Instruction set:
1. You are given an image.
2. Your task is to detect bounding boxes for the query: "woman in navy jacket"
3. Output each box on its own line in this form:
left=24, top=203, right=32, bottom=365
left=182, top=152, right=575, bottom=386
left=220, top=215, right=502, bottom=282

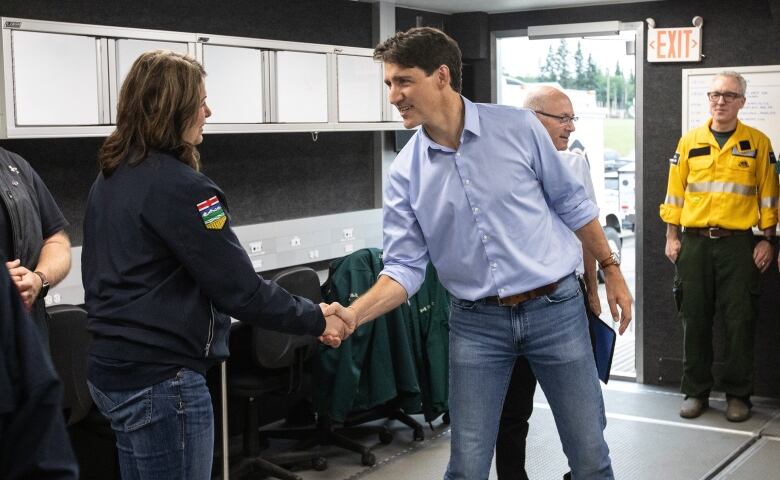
left=81, top=50, right=348, bottom=480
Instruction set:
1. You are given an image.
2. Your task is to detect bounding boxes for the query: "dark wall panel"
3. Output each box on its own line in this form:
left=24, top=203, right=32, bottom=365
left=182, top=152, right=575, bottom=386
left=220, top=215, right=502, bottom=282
left=481, top=0, right=780, bottom=397
left=0, top=0, right=376, bottom=245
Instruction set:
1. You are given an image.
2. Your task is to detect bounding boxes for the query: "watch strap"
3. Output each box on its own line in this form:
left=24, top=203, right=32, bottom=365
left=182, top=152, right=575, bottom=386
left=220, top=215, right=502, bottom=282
left=598, top=253, right=619, bottom=269
left=34, top=271, right=50, bottom=298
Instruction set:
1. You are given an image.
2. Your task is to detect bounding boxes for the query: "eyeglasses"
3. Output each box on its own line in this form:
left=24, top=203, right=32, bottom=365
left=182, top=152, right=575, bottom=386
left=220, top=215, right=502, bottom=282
left=707, top=91, right=743, bottom=103
left=535, top=111, right=578, bottom=125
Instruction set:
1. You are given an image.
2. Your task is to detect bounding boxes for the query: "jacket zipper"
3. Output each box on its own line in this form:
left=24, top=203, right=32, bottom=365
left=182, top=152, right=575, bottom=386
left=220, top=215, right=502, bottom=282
left=204, top=303, right=216, bottom=357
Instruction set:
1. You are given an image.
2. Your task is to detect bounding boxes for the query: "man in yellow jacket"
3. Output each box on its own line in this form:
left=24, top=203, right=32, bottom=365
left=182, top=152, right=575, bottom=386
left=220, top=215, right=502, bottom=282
left=660, top=70, right=778, bottom=422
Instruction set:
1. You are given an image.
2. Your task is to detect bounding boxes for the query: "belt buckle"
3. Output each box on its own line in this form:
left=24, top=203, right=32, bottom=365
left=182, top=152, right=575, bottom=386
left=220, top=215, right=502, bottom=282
left=708, top=227, right=719, bottom=239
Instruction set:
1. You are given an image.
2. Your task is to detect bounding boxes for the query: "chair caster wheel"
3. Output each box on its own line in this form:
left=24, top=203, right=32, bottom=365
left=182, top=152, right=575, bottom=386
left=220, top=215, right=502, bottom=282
left=312, top=457, right=328, bottom=471
left=413, top=428, right=425, bottom=441
left=379, top=430, right=394, bottom=444
left=361, top=452, right=376, bottom=466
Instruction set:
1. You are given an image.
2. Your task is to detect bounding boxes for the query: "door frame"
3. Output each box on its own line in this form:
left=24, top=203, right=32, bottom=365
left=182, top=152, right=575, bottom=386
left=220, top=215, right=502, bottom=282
left=490, top=21, right=645, bottom=383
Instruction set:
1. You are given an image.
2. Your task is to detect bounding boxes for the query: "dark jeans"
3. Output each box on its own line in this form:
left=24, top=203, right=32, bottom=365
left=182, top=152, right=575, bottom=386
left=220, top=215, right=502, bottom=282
left=88, top=369, right=214, bottom=480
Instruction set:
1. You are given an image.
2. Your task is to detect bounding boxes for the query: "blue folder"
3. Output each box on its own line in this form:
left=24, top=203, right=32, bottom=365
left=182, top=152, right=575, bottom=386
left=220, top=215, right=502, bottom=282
left=587, top=308, right=617, bottom=384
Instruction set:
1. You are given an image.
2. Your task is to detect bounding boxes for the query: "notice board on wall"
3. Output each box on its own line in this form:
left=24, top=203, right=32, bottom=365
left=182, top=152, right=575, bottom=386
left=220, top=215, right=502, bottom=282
left=682, top=65, right=780, bottom=148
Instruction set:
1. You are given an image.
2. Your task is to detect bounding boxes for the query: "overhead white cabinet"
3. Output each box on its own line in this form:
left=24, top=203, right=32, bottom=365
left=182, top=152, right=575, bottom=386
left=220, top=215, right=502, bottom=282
left=0, top=17, right=402, bottom=137
left=202, top=44, right=264, bottom=123
left=112, top=39, right=189, bottom=122
left=337, top=55, right=382, bottom=122
left=275, top=51, right=328, bottom=123
left=11, top=30, right=101, bottom=125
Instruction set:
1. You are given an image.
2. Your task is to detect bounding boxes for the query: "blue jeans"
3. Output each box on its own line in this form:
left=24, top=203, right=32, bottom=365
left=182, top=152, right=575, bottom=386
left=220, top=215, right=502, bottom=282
left=444, top=273, right=612, bottom=480
left=88, top=369, right=214, bottom=480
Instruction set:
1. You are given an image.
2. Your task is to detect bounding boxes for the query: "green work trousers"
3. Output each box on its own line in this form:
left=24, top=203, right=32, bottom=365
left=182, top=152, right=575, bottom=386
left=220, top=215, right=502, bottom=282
left=674, top=232, right=759, bottom=399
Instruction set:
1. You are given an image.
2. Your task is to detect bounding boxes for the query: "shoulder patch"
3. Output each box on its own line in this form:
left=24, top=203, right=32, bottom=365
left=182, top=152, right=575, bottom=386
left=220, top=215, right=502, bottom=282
left=669, top=153, right=680, bottom=165
left=197, top=196, right=227, bottom=230
left=770, top=151, right=777, bottom=164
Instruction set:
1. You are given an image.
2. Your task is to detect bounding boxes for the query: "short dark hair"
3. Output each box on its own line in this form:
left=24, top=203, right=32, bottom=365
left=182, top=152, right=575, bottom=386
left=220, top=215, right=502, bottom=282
left=374, top=27, right=462, bottom=93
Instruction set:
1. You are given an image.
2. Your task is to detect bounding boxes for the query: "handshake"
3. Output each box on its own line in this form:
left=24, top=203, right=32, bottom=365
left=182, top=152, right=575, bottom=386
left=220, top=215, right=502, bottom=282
left=318, top=302, right=359, bottom=348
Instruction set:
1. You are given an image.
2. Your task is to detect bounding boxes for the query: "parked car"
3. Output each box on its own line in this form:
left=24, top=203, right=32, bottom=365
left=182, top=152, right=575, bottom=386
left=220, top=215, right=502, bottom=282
left=603, top=148, right=632, bottom=172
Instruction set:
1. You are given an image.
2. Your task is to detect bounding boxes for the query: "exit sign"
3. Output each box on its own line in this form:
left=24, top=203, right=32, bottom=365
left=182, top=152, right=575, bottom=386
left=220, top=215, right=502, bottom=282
left=647, top=26, right=702, bottom=62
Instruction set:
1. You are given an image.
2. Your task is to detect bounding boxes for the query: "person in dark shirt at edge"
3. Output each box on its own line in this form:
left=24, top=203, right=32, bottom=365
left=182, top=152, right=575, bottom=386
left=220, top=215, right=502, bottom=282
left=81, top=50, right=356, bottom=480
left=0, top=143, right=71, bottom=343
left=0, top=257, right=78, bottom=480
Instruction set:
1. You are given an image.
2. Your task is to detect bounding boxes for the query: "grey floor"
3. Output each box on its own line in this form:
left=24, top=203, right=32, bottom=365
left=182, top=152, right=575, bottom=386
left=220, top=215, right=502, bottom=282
left=277, top=381, right=780, bottom=480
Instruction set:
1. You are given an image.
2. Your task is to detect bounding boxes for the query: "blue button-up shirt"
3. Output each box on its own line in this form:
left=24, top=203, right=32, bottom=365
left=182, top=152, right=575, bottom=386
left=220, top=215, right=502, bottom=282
left=380, top=97, right=599, bottom=301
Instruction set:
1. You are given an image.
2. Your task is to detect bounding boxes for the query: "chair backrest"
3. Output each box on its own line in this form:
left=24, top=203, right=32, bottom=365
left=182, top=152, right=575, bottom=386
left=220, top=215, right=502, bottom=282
left=250, top=267, right=322, bottom=370
left=46, top=304, right=93, bottom=425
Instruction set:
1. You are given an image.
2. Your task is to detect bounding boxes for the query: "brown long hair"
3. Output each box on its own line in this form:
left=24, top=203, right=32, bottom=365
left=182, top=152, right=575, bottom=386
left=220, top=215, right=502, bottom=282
left=99, top=50, right=206, bottom=176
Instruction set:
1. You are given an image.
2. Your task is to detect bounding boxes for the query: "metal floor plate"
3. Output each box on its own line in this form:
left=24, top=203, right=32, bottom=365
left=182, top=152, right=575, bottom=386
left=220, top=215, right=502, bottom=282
left=290, top=382, right=780, bottom=480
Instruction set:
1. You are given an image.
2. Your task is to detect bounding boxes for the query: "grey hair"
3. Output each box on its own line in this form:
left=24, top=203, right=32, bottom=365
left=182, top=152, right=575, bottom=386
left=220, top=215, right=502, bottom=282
left=715, top=70, right=747, bottom=95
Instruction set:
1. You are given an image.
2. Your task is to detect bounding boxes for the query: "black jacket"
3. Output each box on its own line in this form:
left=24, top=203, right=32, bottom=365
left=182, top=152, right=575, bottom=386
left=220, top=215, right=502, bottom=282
left=0, top=263, right=78, bottom=479
left=82, top=151, right=325, bottom=376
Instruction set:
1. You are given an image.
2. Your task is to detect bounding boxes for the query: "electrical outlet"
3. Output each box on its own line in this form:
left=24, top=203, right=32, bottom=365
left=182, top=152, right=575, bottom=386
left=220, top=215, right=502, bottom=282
left=344, top=243, right=354, bottom=253
left=249, top=240, right=263, bottom=254
left=308, top=249, right=320, bottom=259
left=251, top=258, right=263, bottom=270
left=53, top=293, right=61, bottom=303
left=342, top=228, right=354, bottom=240
left=290, top=236, right=301, bottom=247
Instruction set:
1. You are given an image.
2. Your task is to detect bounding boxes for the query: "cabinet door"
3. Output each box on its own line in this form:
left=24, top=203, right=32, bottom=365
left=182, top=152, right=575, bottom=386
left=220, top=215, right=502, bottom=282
left=116, top=39, right=188, bottom=88
left=11, top=30, right=101, bottom=125
left=276, top=51, right=327, bottom=123
left=113, top=39, right=189, bottom=122
left=337, top=55, right=382, bottom=122
left=203, top=44, right=263, bottom=123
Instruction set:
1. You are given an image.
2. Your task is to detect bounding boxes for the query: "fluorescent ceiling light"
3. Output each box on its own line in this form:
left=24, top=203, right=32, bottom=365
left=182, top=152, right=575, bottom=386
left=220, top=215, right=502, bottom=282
left=528, top=21, right=621, bottom=39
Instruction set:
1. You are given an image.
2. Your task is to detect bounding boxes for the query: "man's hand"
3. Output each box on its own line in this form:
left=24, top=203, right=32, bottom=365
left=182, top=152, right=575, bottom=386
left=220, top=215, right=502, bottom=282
left=318, top=302, right=358, bottom=347
left=753, top=240, right=773, bottom=273
left=6, top=259, right=40, bottom=310
left=665, top=237, right=681, bottom=264
left=602, top=267, right=633, bottom=335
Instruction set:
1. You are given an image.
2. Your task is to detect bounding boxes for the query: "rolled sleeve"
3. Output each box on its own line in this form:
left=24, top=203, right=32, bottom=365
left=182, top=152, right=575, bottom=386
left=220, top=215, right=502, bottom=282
left=379, top=165, right=429, bottom=297
left=532, top=125, right=598, bottom=231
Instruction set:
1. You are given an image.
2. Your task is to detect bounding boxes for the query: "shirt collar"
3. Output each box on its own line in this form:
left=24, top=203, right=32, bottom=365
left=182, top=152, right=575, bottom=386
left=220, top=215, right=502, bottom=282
left=419, top=95, right=481, bottom=152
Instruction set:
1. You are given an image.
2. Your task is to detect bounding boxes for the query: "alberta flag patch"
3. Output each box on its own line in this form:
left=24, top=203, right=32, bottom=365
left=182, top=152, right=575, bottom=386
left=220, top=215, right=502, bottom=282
left=197, top=196, right=227, bottom=230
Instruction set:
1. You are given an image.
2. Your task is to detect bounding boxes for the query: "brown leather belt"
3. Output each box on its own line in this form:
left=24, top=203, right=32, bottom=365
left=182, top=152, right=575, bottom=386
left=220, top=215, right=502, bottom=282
left=684, top=227, right=751, bottom=239
left=482, top=281, right=559, bottom=306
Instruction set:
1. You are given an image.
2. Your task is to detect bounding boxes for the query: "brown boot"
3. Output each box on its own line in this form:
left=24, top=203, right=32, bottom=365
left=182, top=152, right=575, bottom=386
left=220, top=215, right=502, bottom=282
left=726, top=398, right=751, bottom=422
left=679, top=397, right=708, bottom=418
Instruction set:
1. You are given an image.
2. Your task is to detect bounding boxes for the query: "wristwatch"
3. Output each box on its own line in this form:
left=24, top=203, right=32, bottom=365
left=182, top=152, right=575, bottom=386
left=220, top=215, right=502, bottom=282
left=34, top=271, right=50, bottom=299
left=598, top=251, right=621, bottom=269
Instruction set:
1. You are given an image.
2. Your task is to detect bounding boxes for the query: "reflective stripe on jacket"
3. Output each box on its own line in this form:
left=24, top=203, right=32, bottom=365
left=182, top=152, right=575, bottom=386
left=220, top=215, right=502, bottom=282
left=659, top=119, right=779, bottom=230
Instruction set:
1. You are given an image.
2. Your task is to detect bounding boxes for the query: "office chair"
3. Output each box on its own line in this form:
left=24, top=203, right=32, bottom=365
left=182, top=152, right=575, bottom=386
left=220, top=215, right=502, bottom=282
left=227, top=267, right=328, bottom=480
left=257, top=265, right=397, bottom=467
left=46, top=304, right=93, bottom=425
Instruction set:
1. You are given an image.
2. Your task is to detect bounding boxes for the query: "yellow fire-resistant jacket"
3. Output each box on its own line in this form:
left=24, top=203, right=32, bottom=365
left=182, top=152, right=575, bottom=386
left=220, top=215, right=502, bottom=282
left=660, top=119, right=779, bottom=230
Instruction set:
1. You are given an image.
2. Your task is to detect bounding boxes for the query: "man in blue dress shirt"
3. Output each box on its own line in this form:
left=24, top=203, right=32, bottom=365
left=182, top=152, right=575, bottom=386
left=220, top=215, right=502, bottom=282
left=326, top=27, right=632, bottom=479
